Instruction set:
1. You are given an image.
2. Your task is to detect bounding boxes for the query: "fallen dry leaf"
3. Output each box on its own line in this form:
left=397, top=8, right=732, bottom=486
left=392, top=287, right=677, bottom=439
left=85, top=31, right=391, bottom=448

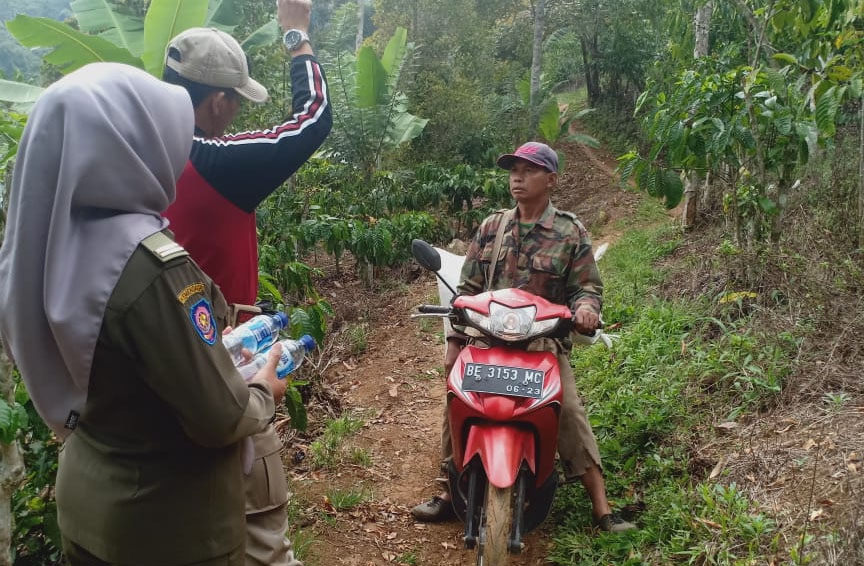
left=803, top=438, right=817, bottom=451
left=388, top=385, right=399, bottom=398
left=709, top=455, right=729, bottom=479
left=381, top=551, right=396, bottom=562
left=848, top=462, right=859, bottom=474
left=696, top=517, right=722, bottom=529
left=441, top=542, right=457, bottom=550
left=715, top=421, right=739, bottom=431
left=386, top=532, right=398, bottom=540
left=809, top=508, right=826, bottom=521
left=774, top=423, right=795, bottom=434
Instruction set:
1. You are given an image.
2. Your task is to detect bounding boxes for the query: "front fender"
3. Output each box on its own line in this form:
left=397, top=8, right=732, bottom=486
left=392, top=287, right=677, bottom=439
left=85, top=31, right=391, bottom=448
left=463, top=423, right=535, bottom=489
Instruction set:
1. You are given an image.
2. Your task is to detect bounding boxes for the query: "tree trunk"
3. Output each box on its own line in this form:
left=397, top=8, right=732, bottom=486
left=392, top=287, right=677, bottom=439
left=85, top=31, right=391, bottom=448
left=682, top=1, right=712, bottom=230
left=0, top=162, right=24, bottom=566
left=355, top=0, right=364, bottom=53
left=858, top=96, right=864, bottom=249
left=693, top=1, right=712, bottom=59
left=579, top=36, right=594, bottom=105
left=580, top=35, right=600, bottom=106
left=682, top=172, right=700, bottom=229
left=529, top=0, right=545, bottom=107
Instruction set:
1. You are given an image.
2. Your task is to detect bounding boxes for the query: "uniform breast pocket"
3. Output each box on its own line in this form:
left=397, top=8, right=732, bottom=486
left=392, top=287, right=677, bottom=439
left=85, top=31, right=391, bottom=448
left=527, top=253, right=566, bottom=300
left=479, top=245, right=508, bottom=266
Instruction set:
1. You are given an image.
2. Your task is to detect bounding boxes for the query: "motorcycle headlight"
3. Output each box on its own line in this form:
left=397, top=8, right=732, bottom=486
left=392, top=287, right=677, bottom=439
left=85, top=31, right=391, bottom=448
left=465, top=302, right=561, bottom=341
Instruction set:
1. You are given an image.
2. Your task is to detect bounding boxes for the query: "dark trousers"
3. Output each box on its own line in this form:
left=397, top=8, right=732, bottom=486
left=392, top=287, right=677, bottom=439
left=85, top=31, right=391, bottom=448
left=62, top=537, right=244, bottom=566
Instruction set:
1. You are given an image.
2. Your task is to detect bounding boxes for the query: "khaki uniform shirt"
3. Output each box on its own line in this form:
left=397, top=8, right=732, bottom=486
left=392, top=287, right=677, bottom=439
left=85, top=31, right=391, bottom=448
left=457, top=202, right=603, bottom=349
left=55, top=231, right=275, bottom=565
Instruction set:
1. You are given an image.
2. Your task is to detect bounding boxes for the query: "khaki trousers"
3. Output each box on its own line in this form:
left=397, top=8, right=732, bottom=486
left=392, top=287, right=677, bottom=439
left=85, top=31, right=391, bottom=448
left=245, top=504, right=302, bottom=566
left=63, top=538, right=244, bottom=566
left=441, top=352, right=602, bottom=480
left=244, top=425, right=302, bottom=566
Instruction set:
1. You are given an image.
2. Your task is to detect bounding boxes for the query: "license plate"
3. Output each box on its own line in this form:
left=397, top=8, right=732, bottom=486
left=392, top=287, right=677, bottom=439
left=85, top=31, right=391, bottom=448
left=461, top=363, right=545, bottom=399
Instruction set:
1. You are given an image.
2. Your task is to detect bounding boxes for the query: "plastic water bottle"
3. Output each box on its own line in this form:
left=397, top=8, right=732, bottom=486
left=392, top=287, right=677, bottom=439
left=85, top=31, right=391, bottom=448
left=237, top=335, right=317, bottom=381
left=223, top=312, right=290, bottom=365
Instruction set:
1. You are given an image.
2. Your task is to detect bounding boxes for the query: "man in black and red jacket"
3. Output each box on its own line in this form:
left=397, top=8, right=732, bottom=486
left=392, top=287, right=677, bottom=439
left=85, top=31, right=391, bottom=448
left=162, top=1, right=330, bottom=564
left=164, top=0, right=330, bottom=311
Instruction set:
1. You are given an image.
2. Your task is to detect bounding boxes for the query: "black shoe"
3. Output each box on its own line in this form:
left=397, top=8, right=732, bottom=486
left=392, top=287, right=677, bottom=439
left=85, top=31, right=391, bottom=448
left=411, top=496, right=456, bottom=522
left=594, top=512, right=637, bottom=533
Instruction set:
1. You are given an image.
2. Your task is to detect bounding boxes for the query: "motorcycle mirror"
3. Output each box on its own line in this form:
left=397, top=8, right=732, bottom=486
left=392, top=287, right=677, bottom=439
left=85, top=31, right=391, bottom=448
left=411, top=239, right=442, bottom=272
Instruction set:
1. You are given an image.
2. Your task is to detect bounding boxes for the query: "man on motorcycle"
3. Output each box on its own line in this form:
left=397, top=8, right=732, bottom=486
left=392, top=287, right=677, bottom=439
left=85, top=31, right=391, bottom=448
left=411, top=141, right=636, bottom=533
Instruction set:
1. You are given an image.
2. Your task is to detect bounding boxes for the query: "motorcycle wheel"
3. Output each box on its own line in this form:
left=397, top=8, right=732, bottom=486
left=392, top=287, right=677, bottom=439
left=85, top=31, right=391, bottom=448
left=477, top=483, right=513, bottom=566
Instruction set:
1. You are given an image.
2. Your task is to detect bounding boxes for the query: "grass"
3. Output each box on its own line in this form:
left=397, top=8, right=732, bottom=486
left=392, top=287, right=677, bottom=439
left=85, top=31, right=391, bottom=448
left=284, top=487, right=316, bottom=563
left=396, top=551, right=419, bottom=565
left=326, top=486, right=372, bottom=511
left=346, top=323, right=368, bottom=356
left=556, top=88, right=589, bottom=110
left=309, top=413, right=368, bottom=469
left=549, top=221, right=798, bottom=565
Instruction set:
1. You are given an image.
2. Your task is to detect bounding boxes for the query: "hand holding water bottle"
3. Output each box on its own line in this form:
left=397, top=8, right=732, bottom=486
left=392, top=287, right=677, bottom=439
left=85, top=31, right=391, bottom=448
left=249, top=342, right=287, bottom=404
left=222, top=326, right=288, bottom=404
left=222, top=312, right=290, bottom=365
left=237, top=335, right=316, bottom=381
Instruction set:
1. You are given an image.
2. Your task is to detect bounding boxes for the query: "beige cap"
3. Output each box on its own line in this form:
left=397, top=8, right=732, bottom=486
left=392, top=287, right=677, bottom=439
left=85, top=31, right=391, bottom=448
left=165, top=27, right=269, bottom=103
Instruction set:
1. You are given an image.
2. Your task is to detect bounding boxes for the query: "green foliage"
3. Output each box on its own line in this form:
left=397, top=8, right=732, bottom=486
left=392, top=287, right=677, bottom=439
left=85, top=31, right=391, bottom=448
left=323, top=23, right=428, bottom=175
left=141, top=0, right=208, bottom=76
left=70, top=0, right=145, bottom=55
left=0, top=80, right=44, bottom=105
left=326, top=486, right=371, bottom=510
left=0, top=108, right=26, bottom=175
left=619, top=0, right=863, bottom=247
left=550, top=223, right=794, bottom=564
left=256, top=158, right=508, bottom=286
left=346, top=323, right=368, bottom=356
left=6, top=14, right=144, bottom=73
left=10, top=379, right=62, bottom=565
left=308, top=413, right=367, bottom=469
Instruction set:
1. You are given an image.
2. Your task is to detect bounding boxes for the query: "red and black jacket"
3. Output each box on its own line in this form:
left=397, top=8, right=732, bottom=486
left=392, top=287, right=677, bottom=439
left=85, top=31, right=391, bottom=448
left=164, top=55, right=331, bottom=306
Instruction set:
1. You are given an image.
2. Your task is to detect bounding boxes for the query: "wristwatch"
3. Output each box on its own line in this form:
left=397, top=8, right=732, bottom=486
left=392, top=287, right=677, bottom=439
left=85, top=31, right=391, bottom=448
left=283, top=29, right=310, bottom=52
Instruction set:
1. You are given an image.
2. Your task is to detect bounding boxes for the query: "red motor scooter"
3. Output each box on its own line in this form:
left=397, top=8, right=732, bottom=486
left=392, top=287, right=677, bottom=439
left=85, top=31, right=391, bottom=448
left=411, top=240, right=592, bottom=565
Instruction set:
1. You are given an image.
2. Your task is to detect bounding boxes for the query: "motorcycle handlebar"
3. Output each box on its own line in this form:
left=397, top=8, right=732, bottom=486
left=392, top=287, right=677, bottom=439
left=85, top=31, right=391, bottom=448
left=554, top=318, right=604, bottom=338
left=418, top=305, right=452, bottom=314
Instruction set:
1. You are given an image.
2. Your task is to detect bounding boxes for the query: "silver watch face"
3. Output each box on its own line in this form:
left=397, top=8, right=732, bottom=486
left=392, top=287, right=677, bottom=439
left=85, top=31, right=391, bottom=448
left=284, top=30, right=304, bottom=50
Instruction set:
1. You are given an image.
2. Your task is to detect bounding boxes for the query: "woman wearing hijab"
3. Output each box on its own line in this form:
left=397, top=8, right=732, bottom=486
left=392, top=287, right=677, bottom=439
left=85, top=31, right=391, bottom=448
left=0, top=63, right=287, bottom=566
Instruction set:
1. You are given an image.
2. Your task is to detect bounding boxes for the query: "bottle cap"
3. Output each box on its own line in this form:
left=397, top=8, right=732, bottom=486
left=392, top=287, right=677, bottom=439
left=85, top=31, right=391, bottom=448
left=299, top=334, right=316, bottom=351
left=273, top=312, right=290, bottom=328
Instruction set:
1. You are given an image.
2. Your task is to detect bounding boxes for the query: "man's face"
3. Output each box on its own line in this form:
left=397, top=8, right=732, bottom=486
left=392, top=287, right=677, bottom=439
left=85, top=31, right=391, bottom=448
left=210, top=90, right=242, bottom=136
left=509, top=159, right=556, bottom=204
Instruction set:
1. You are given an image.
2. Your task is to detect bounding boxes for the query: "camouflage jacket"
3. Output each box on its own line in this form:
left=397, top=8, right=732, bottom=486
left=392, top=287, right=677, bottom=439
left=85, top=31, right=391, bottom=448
left=457, top=202, right=603, bottom=316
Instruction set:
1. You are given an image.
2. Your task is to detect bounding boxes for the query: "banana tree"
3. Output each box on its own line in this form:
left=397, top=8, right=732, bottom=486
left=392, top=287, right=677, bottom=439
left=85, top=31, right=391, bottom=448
left=325, top=25, right=428, bottom=177
left=4, top=0, right=281, bottom=80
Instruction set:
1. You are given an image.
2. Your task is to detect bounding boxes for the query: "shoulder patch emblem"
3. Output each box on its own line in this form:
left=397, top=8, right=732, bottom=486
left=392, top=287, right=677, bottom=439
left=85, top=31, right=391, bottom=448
left=177, top=282, right=206, bottom=304
left=190, top=298, right=217, bottom=345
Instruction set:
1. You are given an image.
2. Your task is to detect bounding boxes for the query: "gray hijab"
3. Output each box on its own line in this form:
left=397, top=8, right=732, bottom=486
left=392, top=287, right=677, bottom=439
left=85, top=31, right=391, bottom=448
left=0, top=63, right=193, bottom=438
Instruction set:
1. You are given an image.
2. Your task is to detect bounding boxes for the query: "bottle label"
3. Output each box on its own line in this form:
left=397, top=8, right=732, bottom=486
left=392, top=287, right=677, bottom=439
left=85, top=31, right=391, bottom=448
left=250, top=322, right=270, bottom=345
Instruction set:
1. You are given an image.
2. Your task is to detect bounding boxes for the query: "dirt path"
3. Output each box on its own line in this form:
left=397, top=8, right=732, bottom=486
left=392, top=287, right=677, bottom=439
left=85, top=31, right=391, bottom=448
left=289, top=140, right=640, bottom=565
